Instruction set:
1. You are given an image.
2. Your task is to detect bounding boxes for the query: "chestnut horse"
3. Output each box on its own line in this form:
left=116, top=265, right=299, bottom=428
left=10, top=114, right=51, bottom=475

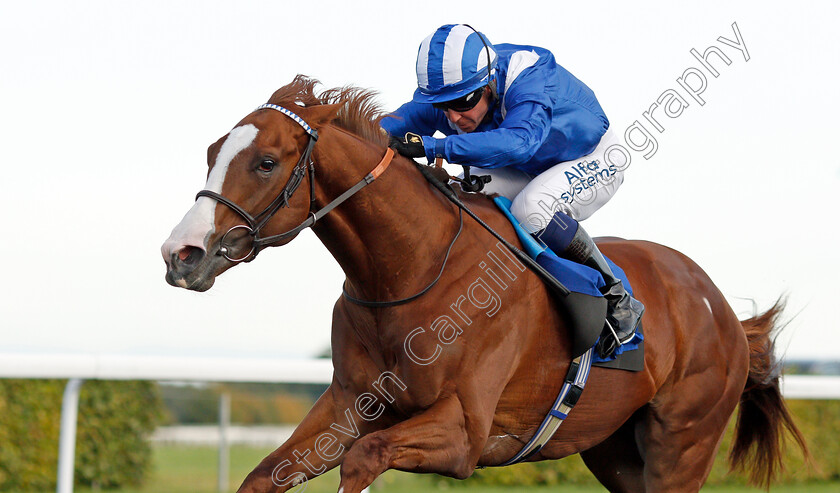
left=161, top=76, right=806, bottom=492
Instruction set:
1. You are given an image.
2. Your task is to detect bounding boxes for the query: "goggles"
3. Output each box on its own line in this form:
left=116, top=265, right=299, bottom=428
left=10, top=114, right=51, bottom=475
left=432, top=86, right=486, bottom=112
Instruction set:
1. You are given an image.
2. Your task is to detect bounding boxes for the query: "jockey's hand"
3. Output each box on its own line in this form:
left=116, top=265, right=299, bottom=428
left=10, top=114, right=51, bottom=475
left=389, top=133, right=426, bottom=158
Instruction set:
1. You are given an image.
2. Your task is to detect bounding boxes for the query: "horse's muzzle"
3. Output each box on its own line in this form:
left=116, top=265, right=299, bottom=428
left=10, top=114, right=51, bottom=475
left=164, top=245, right=216, bottom=291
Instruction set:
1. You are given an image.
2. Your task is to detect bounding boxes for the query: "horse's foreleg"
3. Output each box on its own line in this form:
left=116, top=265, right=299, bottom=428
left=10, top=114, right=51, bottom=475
left=237, top=385, right=359, bottom=493
left=336, top=392, right=480, bottom=493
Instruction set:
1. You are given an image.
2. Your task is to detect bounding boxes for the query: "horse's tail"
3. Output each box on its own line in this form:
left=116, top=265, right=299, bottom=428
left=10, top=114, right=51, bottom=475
left=729, top=299, right=810, bottom=487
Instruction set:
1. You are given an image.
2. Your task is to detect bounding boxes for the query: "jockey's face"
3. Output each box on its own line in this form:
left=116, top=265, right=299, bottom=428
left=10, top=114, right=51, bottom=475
left=441, top=87, right=492, bottom=133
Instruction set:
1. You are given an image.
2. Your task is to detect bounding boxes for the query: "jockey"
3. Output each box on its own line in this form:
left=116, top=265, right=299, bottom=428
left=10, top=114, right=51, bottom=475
left=382, top=24, right=644, bottom=350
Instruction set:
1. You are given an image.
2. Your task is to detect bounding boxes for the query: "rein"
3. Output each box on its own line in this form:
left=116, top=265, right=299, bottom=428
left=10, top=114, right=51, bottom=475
left=341, top=208, right=463, bottom=308
left=413, top=164, right=572, bottom=297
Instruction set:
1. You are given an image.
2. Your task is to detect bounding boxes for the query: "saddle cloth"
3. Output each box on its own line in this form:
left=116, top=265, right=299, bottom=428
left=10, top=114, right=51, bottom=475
left=493, top=197, right=643, bottom=363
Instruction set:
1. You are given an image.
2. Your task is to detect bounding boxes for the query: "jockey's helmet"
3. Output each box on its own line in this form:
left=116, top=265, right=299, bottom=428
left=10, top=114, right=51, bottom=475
left=413, top=24, right=497, bottom=105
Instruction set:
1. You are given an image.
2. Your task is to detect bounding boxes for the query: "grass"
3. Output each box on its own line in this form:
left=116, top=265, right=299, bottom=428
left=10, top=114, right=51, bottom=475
left=59, top=444, right=838, bottom=493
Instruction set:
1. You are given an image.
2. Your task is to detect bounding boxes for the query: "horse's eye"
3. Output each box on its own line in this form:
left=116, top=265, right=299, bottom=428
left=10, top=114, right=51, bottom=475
left=258, top=159, right=275, bottom=173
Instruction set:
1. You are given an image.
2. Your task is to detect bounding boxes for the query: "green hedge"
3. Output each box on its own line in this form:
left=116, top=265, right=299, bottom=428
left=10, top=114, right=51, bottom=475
left=159, top=382, right=315, bottom=425
left=446, top=400, right=836, bottom=487
left=0, top=380, right=164, bottom=491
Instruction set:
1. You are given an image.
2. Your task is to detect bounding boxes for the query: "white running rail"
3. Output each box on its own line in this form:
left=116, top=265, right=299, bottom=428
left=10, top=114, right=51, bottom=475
left=0, top=353, right=332, bottom=493
left=1, top=353, right=838, bottom=492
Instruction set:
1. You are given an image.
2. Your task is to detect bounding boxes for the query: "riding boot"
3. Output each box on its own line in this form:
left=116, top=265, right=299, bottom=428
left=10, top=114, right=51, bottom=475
left=537, top=212, right=645, bottom=357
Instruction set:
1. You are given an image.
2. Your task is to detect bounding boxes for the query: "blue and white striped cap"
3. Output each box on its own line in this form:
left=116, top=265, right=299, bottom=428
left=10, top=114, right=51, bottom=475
left=413, top=24, right=497, bottom=104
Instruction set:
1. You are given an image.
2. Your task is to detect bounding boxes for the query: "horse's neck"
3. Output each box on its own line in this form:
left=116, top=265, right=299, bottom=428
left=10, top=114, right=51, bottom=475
left=311, top=127, right=457, bottom=301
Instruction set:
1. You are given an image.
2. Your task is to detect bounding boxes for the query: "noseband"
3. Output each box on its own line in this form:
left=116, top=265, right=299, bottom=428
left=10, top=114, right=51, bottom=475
left=195, top=103, right=395, bottom=262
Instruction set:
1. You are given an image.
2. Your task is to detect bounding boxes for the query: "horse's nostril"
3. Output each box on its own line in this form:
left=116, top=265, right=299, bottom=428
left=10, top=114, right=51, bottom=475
left=177, top=246, right=205, bottom=266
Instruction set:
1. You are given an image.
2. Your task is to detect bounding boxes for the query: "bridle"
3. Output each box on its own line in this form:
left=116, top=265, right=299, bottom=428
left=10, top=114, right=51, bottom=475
left=196, top=103, right=395, bottom=263
left=194, top=102, right=464, bottom=309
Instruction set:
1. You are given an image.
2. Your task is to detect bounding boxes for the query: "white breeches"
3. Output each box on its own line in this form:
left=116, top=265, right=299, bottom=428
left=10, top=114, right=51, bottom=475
left=472, top=129, right=627, bottom=232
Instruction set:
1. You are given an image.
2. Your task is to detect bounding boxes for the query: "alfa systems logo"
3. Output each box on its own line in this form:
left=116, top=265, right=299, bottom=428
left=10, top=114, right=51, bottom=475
left=559, top=159, right=619, bottom=206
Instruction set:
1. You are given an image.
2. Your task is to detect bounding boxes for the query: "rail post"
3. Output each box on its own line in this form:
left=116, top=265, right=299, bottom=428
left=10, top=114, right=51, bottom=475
left=218, top=392, right=231, bottom=492
left=56, top=378, right=84, bottom=493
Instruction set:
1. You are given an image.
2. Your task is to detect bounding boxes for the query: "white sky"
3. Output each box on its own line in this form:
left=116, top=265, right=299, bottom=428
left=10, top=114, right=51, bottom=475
left=1, top=1, right=838, bottom=362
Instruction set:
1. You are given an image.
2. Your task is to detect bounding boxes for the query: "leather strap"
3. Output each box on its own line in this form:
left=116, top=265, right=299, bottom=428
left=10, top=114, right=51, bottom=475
left=342, top=207, right=463, bottom=308
left=370, top=148, right=395, bottom=180
left=253, top=147, right=396, bottom=248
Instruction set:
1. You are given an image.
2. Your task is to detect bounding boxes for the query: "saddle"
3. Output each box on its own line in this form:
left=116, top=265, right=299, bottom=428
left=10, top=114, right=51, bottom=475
left=411, top=162, right=643, bottom=370
left=494, top=197, right=644, bottom=371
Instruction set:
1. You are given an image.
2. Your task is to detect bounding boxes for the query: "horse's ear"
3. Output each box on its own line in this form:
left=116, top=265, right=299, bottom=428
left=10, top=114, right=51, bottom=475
left=206, top=135, right=225, bottom=166
left=305, top=103, right=342, bottom=129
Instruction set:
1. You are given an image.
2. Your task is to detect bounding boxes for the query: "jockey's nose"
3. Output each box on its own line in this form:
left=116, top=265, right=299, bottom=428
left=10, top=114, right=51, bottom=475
left=445, top=108, right=462, bottom=123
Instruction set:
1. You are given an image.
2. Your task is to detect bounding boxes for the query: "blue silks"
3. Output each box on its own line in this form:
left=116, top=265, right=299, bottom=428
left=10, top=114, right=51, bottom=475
left=493, top=197, right=643, bottom=362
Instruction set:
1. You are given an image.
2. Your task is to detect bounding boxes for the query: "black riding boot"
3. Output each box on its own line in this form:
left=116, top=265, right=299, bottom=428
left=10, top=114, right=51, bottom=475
left=537, top=213, right=645, bottom=357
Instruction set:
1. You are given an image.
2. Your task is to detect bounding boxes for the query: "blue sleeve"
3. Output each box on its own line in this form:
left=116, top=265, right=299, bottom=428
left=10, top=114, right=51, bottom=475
left=430, top=82, right=554, bottom=168
left=429, top=101, right=552, bottom=168
left=380, top=101, right=446, bottom=140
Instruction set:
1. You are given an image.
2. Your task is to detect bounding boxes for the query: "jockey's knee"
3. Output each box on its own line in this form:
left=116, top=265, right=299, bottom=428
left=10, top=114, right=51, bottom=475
left=510, top=192, right=568, bottom=233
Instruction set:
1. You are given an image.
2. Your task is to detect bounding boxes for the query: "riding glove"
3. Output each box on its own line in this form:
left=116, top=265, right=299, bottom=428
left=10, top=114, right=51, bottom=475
left=389, top=134, right=426, bottom=158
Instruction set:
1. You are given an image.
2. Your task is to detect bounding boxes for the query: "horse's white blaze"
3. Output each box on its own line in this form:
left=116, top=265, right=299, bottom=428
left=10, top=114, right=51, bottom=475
left=162, top=124, right=259, bottom=259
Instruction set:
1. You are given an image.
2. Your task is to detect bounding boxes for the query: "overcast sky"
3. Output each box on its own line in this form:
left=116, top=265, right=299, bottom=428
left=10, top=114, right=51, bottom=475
left=1, top=1, right=838, bottom=362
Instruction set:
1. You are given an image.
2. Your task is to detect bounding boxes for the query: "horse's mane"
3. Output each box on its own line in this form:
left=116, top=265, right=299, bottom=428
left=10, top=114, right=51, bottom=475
left=268, top=75, right=389, bottom=146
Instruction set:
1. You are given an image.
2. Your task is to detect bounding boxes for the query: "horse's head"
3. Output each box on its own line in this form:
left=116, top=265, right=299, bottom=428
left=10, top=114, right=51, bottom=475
left=161, top=103, right=340, bottom=291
